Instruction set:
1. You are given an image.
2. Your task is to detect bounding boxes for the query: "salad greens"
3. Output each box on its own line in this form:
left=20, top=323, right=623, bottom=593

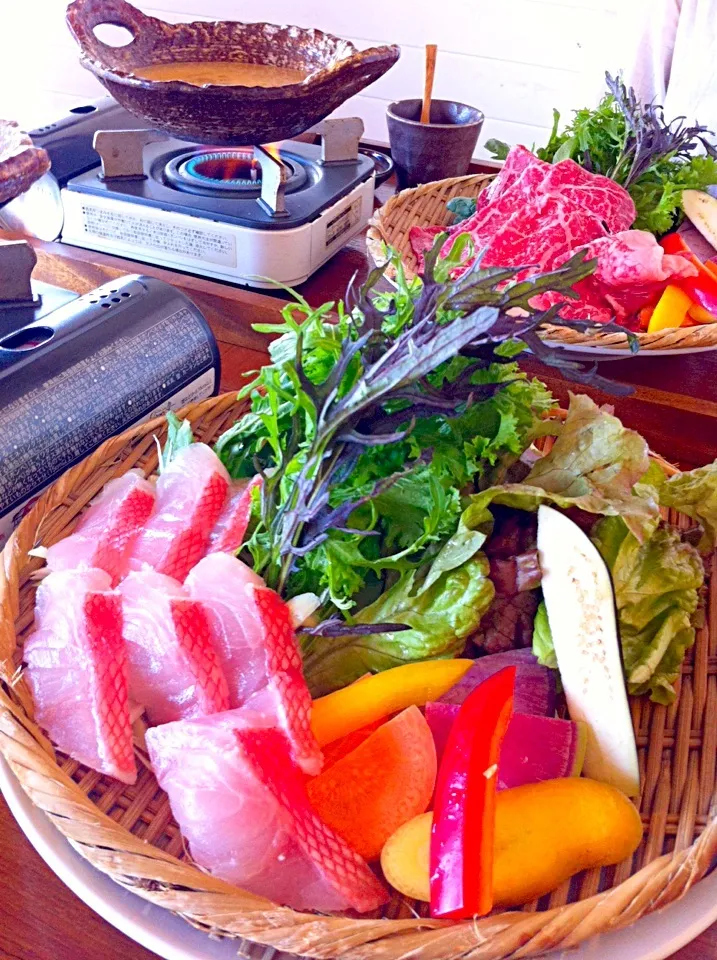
left=303, top=555, right=494, bottom=696
left=461, top=394, right=659, bottom=541
left=215, top=240, right=602, bottom=618
left=659, top=462, right=717, bottom=552
left=485, top=73, right=717, bottom=234
left=591, top=517, right=704, bottom=704
left=204, top=238, right=717, bottom=702
left=158, top=411, right=194, bottom=473
left=531, top=601, right=556, bottom=669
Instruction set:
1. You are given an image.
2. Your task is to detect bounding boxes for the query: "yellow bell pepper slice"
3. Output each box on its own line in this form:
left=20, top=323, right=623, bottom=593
left=311, top=659, right=474, bottom=747
left=647, top=284, right=694, bottom=333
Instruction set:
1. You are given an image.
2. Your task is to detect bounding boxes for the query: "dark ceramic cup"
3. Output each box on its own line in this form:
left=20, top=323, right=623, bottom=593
left=387, top=98, right=484, bottom=189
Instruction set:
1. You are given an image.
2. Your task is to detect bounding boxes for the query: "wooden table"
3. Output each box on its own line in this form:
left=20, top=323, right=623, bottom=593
left=1, top=222, right=717, bottom=960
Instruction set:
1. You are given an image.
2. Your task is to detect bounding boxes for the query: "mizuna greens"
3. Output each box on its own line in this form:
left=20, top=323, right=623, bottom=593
left=215, top=241, right=600, bottom=610
left=203, top=240, right=717, bottom=700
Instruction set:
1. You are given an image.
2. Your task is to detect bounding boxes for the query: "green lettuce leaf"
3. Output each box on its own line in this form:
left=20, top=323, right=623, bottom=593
left=592, top=516, right=704, bottom=704
left=658, top=461, right=717, bottom=553
left=301, top=555, right=494, bottom=696
left=532, top=600, right=557, bottom=668
left=463, top=393, right=659, bottom=538
left=158, top=412, right=194, bottom=473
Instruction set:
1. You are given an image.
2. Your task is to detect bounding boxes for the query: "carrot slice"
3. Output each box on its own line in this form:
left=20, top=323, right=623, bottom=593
left=321, top=719, right=385, bottom=770
left=307, top=706, right=437, bottom=861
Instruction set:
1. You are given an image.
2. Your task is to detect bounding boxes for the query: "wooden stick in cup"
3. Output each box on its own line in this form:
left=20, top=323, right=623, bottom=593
left=421, top=44, right=437, bottom=124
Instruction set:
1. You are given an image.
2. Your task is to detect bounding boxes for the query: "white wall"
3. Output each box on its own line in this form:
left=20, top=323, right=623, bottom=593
left=1, top=0, right=618, bottom=159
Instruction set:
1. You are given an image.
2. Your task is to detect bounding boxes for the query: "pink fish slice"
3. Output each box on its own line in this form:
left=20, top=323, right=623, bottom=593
left=206, top=475, right=262, bottom=556
left=249, top=586, right=323, bottom=776
left=45, top=472, right=155, bottom=584
left=184, top=554, right=268, bottom=707
left=171, top=599, right=231, bottom=717
left=120, top=570, right=230, bottom=726
left=24, top=569, right=136, bottom=784
left=237, top=727, right=388, bottom=914
left=128, top=444, right=229, bottom=582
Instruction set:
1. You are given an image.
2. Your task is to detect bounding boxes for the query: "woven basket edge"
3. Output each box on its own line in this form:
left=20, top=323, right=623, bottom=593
left=0, top=392, right=715, bottom=960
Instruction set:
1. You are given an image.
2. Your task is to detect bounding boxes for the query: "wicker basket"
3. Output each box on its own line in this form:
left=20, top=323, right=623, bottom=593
left=1, top=391, right=716, bottom=960
left=366, top=175, right=717, bottom=352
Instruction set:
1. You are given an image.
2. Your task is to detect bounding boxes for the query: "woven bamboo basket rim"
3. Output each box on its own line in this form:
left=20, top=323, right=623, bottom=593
left=366, top=174, right=717, bottom=352
left=1, top=390, right=716, bottom=960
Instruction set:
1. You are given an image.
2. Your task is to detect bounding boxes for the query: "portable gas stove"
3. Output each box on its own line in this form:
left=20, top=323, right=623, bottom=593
left=59, top=116, right=374, bottom=288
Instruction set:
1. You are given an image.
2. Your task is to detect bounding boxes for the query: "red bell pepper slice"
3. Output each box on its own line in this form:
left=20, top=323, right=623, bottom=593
left=429, top=666, right=515, bottom=919
left=659, top=233, right=691, bottom=257
left=659, top=234, right=717, bottom=316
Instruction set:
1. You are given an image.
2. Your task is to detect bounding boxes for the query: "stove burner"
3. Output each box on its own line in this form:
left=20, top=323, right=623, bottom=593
left=163, top=147, right=307, bottom=199
left=184, top=151, right=259, bottom=186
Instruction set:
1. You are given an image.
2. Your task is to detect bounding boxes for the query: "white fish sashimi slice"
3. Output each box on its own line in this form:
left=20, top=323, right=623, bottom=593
left=537, top=505, right=640, bottom=797
left=119, top=570, right=230, bottom=726
left=45, top=472, right=155, bottom=584
left=184, top=554, right=267, bottom=706
left=185, top=556, right=323, bottom=775
left=206, top=475, right=261, bottom=556
left=128, top=444, right=229, bottom=582
left=146, top=712, right=387, bottom=913
left=24, top=569, right=136, bottom=784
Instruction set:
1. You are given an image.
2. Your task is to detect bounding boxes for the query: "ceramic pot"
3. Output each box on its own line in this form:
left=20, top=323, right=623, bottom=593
left=387, top=98, right=484, bottom=189
left=66, top=0, right=400, bottom=146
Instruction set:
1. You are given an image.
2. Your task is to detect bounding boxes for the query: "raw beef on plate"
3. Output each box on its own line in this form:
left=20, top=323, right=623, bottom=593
left=45, top=471, right=155, bottom=584
left=408, top=144, right=697, bottom=324
left=146, top=715, right=387, bottom=912
left=409, top=146, right=636, bottom=278
left=24, top=569, right=135, bottom=784
left=127, top=444, right=229, bottom=582
left=119, top=570, right=230, bottom=726
left=533, top=230, right=699, bottom=321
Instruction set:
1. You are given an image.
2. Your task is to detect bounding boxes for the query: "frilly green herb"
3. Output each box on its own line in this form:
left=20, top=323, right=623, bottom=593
left=214, top=239, right=629, bottom=625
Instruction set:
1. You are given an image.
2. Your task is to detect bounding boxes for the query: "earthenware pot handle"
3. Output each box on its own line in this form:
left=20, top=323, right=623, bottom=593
left=66, top=0, right=155, bottom=68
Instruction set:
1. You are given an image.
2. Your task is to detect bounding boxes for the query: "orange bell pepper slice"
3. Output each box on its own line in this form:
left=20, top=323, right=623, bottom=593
left=321, top=719, right=384, bottom=769
left=703, top=260, right=717, bottom=282
left=311, top=659, right=474, bottom=747
left=688, top=303, right=717, bottom=324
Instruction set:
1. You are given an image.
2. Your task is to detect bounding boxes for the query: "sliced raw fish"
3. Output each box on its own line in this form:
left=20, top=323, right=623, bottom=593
left=206, top=475, right=261, bottom=556
left=247, top=585, right=322, bottom=775
left=45, top=472, right=155, bottom=584
left=24, top=569, right=135, bottom=783
left=146, top=715, right=387, bottom=913
left=185, top=555, right=322, bottom=775
left=119, top=570, right=230, bottom=725
left=128, top=444, right=229, bottom=582
left=185, top=554, right=267, bottom=706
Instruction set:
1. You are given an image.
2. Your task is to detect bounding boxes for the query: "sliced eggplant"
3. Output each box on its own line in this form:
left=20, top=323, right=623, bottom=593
left=682, top=189, right=717, bottom=251
left=537, top=505, right=640, bottom=798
